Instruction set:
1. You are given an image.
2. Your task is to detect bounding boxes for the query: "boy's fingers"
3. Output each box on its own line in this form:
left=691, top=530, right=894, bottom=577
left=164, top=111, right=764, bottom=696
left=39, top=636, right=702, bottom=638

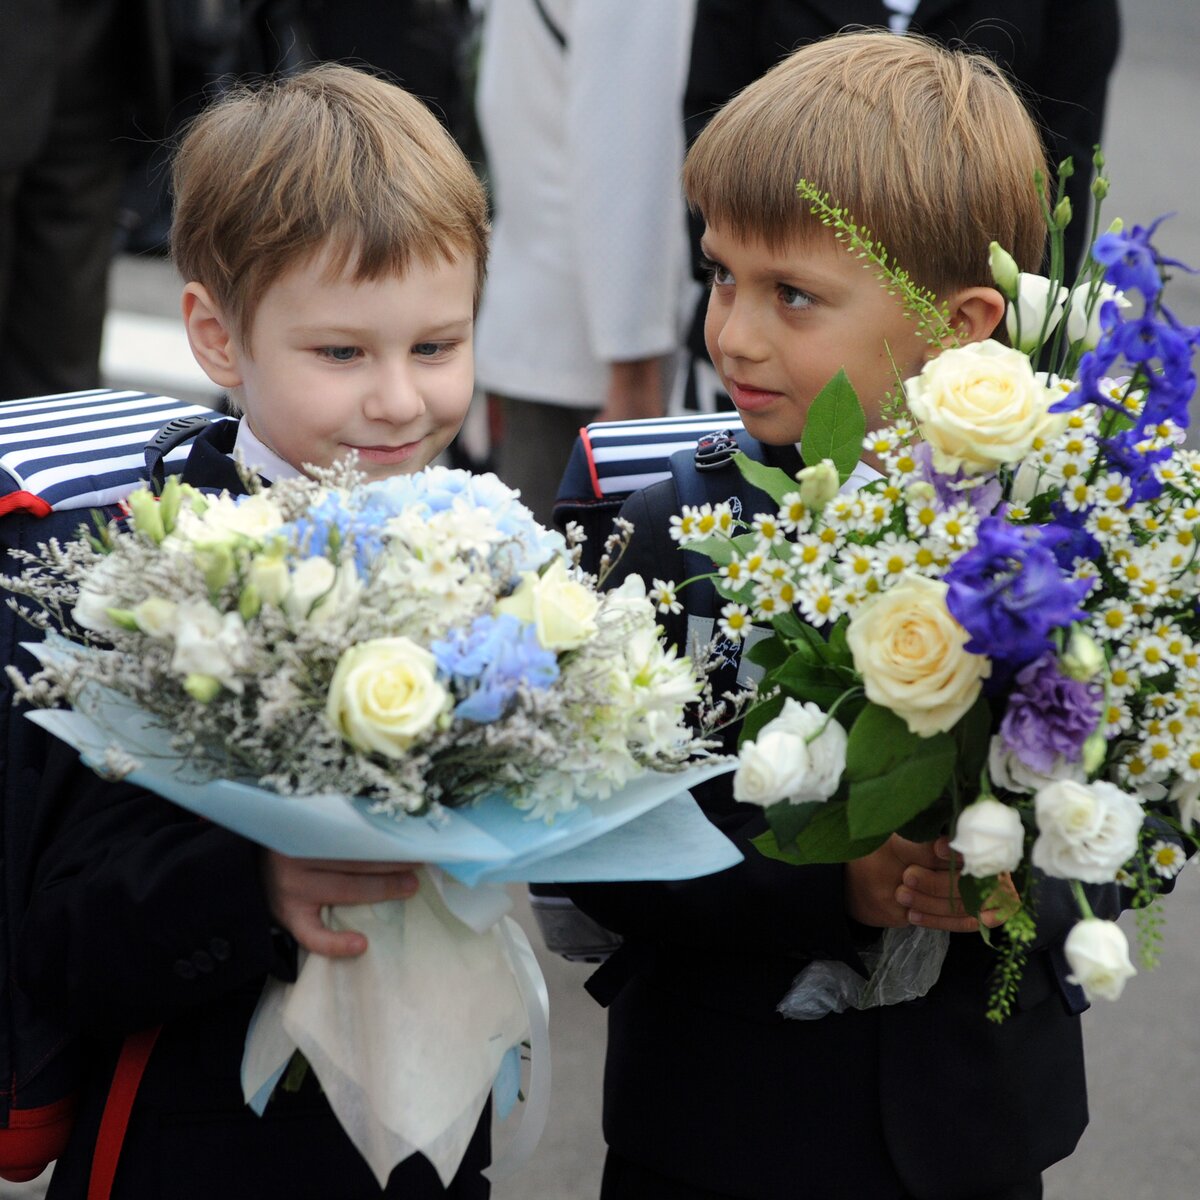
left=285, top=906, right=369, bottom=958
left=907, top=909, right=980, bottom=934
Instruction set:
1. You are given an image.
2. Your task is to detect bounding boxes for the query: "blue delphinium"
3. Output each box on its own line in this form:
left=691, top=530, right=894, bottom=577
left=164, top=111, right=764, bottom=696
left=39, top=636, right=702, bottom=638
left=432, top=613, right=559, bottom=723
left=944, top=516, right=1091, bottom=669
left=999, top=652, right=1102, bottom=773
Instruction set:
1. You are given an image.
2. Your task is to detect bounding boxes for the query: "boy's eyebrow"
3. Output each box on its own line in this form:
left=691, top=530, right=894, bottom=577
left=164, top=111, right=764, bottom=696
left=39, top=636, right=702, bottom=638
left=292, top=318, right=473, bottom=339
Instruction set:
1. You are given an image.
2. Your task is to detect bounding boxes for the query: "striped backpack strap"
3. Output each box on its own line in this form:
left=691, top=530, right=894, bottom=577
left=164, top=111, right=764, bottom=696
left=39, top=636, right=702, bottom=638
left=0, top=389, right=217, bottom=518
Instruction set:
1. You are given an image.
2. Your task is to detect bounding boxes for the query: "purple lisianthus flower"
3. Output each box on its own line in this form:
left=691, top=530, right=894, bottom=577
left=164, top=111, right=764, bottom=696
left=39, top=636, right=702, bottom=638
left=999, top=652, right=1102, bottom=774
left=911, top=442, right=1002, bottom=516
left=944, top=516, right=1090, bottom=668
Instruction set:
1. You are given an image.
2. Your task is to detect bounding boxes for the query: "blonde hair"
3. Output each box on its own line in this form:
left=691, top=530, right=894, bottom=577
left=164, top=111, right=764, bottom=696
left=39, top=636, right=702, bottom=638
left=171, top=64, right=489, bottom=347
left=683, top=31, right=1047, bottom=293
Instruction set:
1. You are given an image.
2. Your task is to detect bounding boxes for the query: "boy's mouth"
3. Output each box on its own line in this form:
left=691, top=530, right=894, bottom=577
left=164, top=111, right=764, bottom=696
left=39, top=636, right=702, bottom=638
left=727, top=379, right=784, bottom=413
left=344, top=440, right=423, bottom=465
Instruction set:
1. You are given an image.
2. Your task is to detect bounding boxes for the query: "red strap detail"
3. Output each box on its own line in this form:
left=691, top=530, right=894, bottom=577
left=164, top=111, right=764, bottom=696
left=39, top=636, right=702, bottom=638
left=579, top=426, right=603, bottom=500
left=87, top=1027, right=161, bottom=1200
left=0, top=1095, right=78, bottom=1182
left=0, top=491, right=53, bottom=519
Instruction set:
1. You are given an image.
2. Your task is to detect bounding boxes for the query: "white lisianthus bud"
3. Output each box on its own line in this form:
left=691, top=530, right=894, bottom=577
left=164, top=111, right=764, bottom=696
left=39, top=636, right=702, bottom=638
left=795, top=459, right=840, bottom=509
left=1064, top=919, right=1136, bottom=1002
left=950, top=797, right=1025, bottom=877
left=1031, top=778, right=1143, bottom=883
left=325, top=637, right=449, bottom=757
left=126, top=488, right=165, bottom=544
left=1066, top=283, right=1132, bottom=349
left=1006, top=274, right=1069, bottom=354
left=988, top=242, right=1020, bottom=299
left=132, top=596, right=178, bottom=638
left=904, top=481, right=937, bottom=507
left=1060, top=627, right=1105, bottom=681
left=1080, top=730, right=1108, bottom=777
left=183, top=673, right=222, bottom=704
left=248, top=553, right=290, bottom=606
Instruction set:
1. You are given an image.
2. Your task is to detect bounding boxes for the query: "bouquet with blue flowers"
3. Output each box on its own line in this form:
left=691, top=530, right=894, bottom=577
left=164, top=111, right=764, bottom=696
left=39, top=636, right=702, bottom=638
left=5, top=462, right=737, bottom=1184
left=667, top=161, right=1200, bottom=1021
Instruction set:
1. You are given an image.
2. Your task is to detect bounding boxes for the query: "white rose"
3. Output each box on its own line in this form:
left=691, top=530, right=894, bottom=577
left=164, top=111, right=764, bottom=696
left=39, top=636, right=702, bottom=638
left=733, top=699, right=847, bottom=806
left=1064, top=918, right=1136, bottom=1002
left=1066, top=283, right=1131, bottom=349
left=1005, top=273, right=1068, bottom=353
left=950, top=797, right=1025, bottom=877
left=987, top=734, right=1086, bottom=796
left=171, top=600, right=251, bottom=693
left=904, top=340, right=1062, bottom=475
left=846, top=574, right=989, bottom=736
left=1031, top=778, right=1143, bottom=883
left=495, top=557, right=599, bottom=650
left=325, top=637, right=449, bottom=758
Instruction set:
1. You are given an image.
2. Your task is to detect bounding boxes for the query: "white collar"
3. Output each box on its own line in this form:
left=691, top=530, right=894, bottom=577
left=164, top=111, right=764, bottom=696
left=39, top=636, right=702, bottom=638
left=791, top=446, right=883, bottom=495
left=232, top=419, right=304, bottom=484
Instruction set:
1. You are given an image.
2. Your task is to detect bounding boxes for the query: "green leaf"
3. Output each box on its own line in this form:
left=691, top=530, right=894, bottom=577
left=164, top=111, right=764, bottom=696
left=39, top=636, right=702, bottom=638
left=958, top=873, right=998, bottom=917
left=825, top=616, right=853, bottom=668
left=846, top=737, right=957, bottom=840
left=952, top=694, right=993, bottom=788
left=800, top=369, right=867, bottom=483
left=764, top=798, right=824, bottom=848
left=739, top=692, right=786, bottom=746
left=731, top=452, right=796, bottom=507
left=897, top=800, right=952, bottom=844
left=777, top=800, right=889, bottom=864
left=680, top=530, right=758, bottom=568
left=751, top=828, right=809, bottom=866
left=744, top=636, right=789, bottom=672
left=770, top=657, right=858, bottom=710
left=843, top=704, right=922, bottom=782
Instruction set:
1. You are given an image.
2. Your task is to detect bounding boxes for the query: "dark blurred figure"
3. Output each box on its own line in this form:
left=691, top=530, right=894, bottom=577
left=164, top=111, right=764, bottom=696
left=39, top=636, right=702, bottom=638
left=117, top=0, right=314, bottom=256
left=679, top=0, right=1121, bottom=412
left=0, top=0, right=170, bottom=400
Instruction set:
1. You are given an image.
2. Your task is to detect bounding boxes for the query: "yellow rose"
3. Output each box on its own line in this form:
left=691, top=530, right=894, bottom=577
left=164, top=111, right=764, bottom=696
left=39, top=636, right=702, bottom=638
left=495, top=558, right=599, bottom=651
left=904, top=340, right=1063, bottom=475
left=846, top=575, right=989, bottom=736
left=325, top=638, right=449, bottom=758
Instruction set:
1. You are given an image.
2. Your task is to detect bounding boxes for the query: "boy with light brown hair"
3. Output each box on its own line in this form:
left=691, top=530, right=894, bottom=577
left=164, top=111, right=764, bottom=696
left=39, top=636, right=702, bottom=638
left=567, top=31, right=1088, bottom=1200
left=18, top=64, right=494, bottom=1198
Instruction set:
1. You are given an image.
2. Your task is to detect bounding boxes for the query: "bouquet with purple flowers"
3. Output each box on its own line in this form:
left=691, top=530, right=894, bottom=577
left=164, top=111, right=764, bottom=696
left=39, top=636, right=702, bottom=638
left=668, top=160, right=1200, bottom=1020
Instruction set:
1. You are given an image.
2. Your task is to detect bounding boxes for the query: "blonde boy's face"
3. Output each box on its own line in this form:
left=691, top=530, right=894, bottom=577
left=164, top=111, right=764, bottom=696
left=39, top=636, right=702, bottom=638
left=230, top=249, right=476, bottom=480
left=702, top=225, right=931, bottom=446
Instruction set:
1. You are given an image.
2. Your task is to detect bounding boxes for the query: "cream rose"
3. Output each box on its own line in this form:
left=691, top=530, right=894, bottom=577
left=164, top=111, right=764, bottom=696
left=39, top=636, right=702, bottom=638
left=846, top=574, right=989, bottom=736
left=904, top=340, right=1062, bottom=475
left=1064, top=919, right=1136, bottom=1002
left=950, top=797, right=1025, bottom=877
left=495, top=557, right=599, bottom=651
left=325, top=637, right=449, bottom=758
left=1031, top=778, right=1143, bottom=883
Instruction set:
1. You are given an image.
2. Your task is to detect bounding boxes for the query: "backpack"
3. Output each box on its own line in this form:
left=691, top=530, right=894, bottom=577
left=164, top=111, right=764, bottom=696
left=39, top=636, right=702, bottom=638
left=534, top=412, right=775, bottom=962
left=0, top=388, right=217, bottom=1183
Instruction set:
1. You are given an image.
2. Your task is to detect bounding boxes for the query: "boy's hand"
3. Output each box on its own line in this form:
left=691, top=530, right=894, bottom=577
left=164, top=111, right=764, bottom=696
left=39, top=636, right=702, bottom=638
left=846, top=835, right=1013, bottom=933
left=262, top=852, right=421, bottom=958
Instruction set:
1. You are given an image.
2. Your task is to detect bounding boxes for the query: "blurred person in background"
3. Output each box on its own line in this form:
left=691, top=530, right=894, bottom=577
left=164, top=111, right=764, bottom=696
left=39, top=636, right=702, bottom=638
left=472, top=0, right=698, bottom=525
left=677, top=0, right=1121, bottom=412
left=0, top=0, right=169, bottom=400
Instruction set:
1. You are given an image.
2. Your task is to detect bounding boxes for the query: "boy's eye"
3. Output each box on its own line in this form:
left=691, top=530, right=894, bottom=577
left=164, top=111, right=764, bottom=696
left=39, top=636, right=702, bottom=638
left=779, top=284, right=814, bottom=310
left=318, top=346, right=361, bottom=362
left=699, top=255, right=732, bottom=288
left=413, top=341, right=453, bottom=358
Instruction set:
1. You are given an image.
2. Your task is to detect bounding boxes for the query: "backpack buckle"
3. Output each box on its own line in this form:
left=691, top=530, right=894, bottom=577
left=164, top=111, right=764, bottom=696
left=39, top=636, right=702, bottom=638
left=694, top=429, right=740, bottom=472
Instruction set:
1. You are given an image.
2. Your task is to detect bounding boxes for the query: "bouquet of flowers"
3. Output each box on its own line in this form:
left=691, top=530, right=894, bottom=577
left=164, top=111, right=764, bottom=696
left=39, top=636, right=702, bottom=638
left=5, top=463, right=737, bottom=1183
left=666, top=162, right=1200, bottom=1021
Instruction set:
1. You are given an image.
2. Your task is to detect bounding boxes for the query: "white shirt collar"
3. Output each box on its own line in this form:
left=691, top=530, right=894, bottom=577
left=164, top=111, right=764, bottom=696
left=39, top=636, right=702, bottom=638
left=232, top=419, right=304, bottom=484
left=791, top=446, right=883, bottom=495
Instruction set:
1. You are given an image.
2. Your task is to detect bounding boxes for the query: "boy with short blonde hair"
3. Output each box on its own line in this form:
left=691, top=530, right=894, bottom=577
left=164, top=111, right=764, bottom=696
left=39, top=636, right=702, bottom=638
left=567, top=32, right=1085, bottom=1200
left=18, top=64, right=493, bottom=1198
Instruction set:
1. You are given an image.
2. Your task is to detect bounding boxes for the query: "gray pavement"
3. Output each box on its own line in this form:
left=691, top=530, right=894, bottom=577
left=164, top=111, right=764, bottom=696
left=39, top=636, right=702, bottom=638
left=5, top=2, right=1200, bottom=1196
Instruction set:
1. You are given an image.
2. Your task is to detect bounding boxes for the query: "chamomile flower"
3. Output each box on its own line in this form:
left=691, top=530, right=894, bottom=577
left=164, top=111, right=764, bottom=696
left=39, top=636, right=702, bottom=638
left=649, top=579, right=682, bottom=615
left=717, top=602, right=752, bottom=642
left=795, top=576, right=841, bottom=626
left=1102, top=696, right=1134, bottom=735
left=718, top=555, right=753, bottom=591
left=1148, top=839, right=1187, bottom=879
left=871, top=533, right=915, bottom=581
left=932, top=503, right=977, bottom=551
left=777, top=491, right=810, bottom=533
left=864, top=428, right=901, bottom=460
left=789, top=534, right=832, bottom=575
left=1092, top=600, right=1137, bottom=642
left=751, top=511, right=785, bottom=546
left=1086, top=505, right=1132, bottom=544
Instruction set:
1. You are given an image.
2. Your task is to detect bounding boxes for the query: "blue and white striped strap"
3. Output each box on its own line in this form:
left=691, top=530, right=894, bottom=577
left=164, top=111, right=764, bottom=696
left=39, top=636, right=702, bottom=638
left=0, top=388, right=216, bottom=512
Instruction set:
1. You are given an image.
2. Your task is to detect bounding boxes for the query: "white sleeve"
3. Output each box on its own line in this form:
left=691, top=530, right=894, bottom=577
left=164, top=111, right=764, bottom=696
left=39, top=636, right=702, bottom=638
left=565, top=0, right=696, bottom=363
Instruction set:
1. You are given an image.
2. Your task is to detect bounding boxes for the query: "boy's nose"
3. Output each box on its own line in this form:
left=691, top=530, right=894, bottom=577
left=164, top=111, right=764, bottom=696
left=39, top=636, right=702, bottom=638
left=713, top=296, right=767, bottom=364
left=363, top=363, right=426, bottom=424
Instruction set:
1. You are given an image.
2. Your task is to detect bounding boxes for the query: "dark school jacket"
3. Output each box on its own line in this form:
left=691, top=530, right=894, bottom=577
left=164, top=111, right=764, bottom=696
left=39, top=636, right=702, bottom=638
left=15, top=421, right=489, bottom=1199
left=565, top=441, right=1091, bottom=1200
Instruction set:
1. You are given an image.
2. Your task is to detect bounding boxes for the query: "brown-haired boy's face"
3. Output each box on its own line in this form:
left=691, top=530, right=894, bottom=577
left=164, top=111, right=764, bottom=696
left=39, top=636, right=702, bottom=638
left=230, top=248, right=477, bottom=480
left=701, top=225, right=930, bottom=447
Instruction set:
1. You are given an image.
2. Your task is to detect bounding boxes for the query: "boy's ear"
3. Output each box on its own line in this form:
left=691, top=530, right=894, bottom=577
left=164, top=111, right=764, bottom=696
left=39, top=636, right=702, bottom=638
left=182, top=282, right=244, bottom=389
left=943, top=286, right=1007, bottom=346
